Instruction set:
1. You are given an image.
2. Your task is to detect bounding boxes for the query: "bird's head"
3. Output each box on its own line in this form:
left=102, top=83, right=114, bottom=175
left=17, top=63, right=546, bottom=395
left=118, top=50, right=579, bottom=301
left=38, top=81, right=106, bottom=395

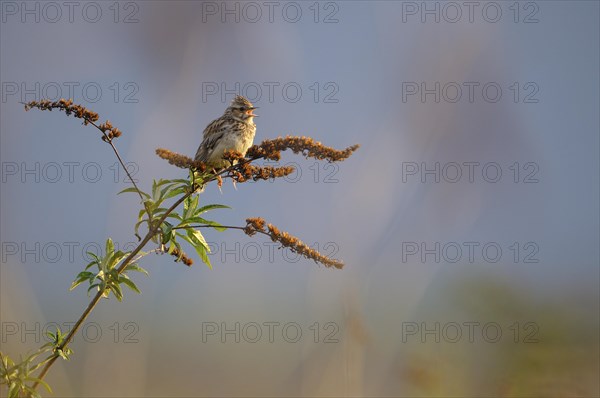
left=227, top=95, right=258, bottom=123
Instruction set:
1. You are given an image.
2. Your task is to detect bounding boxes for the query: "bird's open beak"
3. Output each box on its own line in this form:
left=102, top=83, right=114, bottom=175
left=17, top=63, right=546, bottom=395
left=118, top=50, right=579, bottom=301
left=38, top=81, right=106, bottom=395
left=247, top=107, right=258, bottom=117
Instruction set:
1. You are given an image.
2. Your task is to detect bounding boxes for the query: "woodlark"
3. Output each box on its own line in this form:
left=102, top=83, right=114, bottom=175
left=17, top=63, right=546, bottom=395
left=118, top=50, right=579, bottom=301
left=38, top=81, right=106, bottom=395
left=194, top=95, right=258, bottom=169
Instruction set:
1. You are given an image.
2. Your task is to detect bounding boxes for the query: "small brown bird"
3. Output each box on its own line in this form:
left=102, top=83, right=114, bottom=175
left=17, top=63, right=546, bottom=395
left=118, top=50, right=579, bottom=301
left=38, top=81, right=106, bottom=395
left=194, top=95, right=258, bottom=169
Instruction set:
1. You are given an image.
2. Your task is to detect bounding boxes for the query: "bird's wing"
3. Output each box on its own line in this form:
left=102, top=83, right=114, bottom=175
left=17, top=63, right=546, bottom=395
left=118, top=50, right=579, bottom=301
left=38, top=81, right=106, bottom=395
left=194, top=118, right=230, bottom=162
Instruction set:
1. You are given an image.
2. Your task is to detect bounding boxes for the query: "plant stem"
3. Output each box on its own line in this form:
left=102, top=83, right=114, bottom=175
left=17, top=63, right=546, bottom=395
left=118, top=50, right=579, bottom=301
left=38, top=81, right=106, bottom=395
left=174, top=224, right=272, bottom=238
left=21, top=101, right=198, bottom=394
left=31, top=190, right=194, bottom=392
left=84, top=118, right=154, bottom=228
left=28, top=354, right=55, bottom=374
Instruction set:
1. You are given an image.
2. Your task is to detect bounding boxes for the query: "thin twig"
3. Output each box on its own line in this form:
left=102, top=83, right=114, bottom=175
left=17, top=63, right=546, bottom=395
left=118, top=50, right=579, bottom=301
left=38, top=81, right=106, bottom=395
left=21, top=101, right=152, bottom=229
left=27, top=354, right=55, bottom=374
left=84, top=118, right=153, bottom=228
left=173, top=223, right=270, bottom=237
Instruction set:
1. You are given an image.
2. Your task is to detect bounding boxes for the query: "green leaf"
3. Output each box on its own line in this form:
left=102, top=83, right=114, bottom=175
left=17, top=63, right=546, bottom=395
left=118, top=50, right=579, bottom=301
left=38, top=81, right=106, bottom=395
left=38, top=341, right=54, bottom=352
left=84, top=260, right=98, bottom=271
left=118, top=186, right=150, bottom=199
left=151, top=179, right=158, bottom=200
left=152, top=179, right=174, bottom=202
left=159, top=184, right=177, bottom=200
left=8, top=382, right=19, bottom=398
left=56, top=349, right=69, bottom=361
left=1, top=355, right=11, bottom=371
left=87, top=283, right=99, bottom=296
left=109, top=283, right=123, bottom=301
left=161, top=222, right=173, bottom=244
left=105, top=238, right=115, bottom=257
left=183, top=195, right=199, bottom=220
left=24, top=377, right=52, bottom=393
left=186, top=229, right=212, bottom=269
left=195, top=204, right=231, bottom=215
left=152, top=207, right=170, bottom=215
left=119, top=186, right=139, bottom=194
left=186, top=216, right=227, bottom=232
left=166, top=212, right=182, bottom=221
left=75, top=271, right=94, bottom=279
left=2, top=353, right=14, bottom=368
left=86, top=251, right=100, bottom=262
left=186, top=229, right=209, bottom=250
left=123, top=263, right=149, bottom=276
left=119, top=276, right=141, bottom=294
left=69, top=271, right=94, bottom=291
left=144, top=199, right=155, bottom=212
left=164, top=186, right=187, bottom=200
left=99, top=256, right=109, bottom=273
left=108, top=268, right=119, bottom=280
left=107, top=250, right=129, bottom=270
left=155, top=178, right=176, bottom=187
left=171, top=178, right=192, bottom=185
left=134, top=218, right=148, bottom=237
left=195, top=245, right=211, bottom=269
left=24, top=387, right=42, bottom=398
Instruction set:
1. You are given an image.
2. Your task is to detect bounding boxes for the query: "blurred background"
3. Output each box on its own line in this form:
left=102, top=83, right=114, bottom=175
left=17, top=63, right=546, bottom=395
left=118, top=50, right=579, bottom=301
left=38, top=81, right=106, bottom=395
left=1, top=1, right=598, bottom=396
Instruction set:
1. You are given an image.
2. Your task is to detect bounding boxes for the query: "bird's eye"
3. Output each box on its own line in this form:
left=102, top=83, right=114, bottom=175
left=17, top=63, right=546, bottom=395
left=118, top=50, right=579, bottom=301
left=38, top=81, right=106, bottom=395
left=239, top=107, right=246, bottom=111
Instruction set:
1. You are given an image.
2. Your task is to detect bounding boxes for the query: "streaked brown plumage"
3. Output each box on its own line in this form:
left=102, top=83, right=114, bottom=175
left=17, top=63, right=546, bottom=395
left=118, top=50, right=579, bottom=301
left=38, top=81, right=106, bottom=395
left=194, top=95, right=257, bottom=168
